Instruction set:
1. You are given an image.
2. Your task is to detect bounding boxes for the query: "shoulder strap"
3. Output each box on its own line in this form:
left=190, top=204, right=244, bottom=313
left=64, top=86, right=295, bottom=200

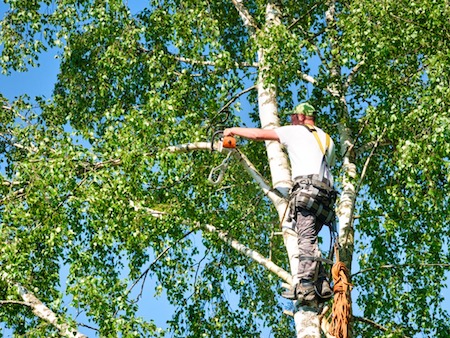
left=303, top=124, right=329, bottom=155
left=303, top=124, right=331, bottom=181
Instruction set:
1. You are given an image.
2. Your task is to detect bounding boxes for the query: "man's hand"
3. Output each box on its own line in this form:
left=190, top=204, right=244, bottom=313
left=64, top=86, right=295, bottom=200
left=223, top=128, right=235, bottom=137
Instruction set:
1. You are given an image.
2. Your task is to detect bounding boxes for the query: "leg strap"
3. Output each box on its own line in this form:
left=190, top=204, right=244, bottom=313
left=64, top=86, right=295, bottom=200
left=299, top=255, right=334, bottom=265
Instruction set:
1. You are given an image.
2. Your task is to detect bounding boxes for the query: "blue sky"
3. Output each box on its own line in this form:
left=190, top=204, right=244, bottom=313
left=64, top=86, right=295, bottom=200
left=0, top=48, right=59, bottom=101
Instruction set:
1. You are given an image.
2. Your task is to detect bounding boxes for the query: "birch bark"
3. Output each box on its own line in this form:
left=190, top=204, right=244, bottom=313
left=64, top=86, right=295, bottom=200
left=0, top=273, right=87, bottom=338
left=257, top=2, right=323, bottom=337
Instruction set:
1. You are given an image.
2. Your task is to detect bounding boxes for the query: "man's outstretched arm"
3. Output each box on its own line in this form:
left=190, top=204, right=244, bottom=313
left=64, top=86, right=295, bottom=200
left=224, top=127, right=280, bottom=141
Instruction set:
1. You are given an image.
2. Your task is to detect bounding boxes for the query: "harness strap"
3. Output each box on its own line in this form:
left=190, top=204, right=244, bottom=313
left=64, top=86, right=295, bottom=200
left=303, top=124, right=330, bottom=156
left=292, top=175, right=333, bottom=192
left=299, top=255, right=334, bottom=265
left=294, top=194, right=335, bottom=224
left=303, top=124, right=331, bottom=181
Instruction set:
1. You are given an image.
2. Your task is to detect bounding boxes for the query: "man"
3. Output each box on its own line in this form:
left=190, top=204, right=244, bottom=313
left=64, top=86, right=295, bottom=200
left=224, top=102, right=336, bottom=304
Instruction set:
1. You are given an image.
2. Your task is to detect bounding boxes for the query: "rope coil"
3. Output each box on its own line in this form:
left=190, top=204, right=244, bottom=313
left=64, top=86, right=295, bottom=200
left=330, top=247, right=352, bottom=338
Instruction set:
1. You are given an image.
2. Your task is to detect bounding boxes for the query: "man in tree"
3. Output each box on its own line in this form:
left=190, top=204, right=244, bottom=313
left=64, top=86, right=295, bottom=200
left=224, top=103, right=336, bottom=304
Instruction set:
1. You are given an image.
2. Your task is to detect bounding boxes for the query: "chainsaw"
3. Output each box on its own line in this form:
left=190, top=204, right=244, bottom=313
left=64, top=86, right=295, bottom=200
left=211, top=130, right=236, bottom=152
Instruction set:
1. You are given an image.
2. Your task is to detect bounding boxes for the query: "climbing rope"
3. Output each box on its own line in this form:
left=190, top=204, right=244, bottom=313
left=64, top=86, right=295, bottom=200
left=330, top=244, right=352, bottom=338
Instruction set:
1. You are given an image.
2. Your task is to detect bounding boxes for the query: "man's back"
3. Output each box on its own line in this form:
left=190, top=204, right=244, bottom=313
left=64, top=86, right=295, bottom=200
left=275, top=125, right=335, bottom=182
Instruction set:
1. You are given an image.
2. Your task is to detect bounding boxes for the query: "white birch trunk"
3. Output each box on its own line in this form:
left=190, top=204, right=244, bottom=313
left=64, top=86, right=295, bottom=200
left=257, top=2, right=322, bottom=338
left=231, top=1, right=341, bottom=336
left=257, top=72, right=322, bottom=338
left=294, top=310, right=322, bottom=338
left=336, top=123, right=356, bottom=272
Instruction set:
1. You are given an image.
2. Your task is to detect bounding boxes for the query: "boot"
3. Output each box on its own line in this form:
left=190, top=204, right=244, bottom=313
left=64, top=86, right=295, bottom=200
left=315, top=278, right=333, bottom=301
left=282, top=280, right=316, bottom=303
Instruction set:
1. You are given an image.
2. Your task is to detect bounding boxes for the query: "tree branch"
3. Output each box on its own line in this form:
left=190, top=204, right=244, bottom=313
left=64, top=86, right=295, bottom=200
left=203, top=223, right=293, bottom=285
left=348, top=126, right=386, bottom=232
left=288, top=4, right=327, bottom=70
left=344, top=59, right=365, bottom=91
left=231, top=0, right=260, bottom=34
left=355, top=127, right=386, bottom=196
left=0, top=132, right=39, bottom=153
left=166, top=141, right=212, bottom=154
left=353, top=316, right=412, bottom=338
left=324, top=0, right=345, bottom=100
left=0, top=187, right=26, bottom=205
left=287, top=3, right=319, bottom=30
left=124, top=227, right=198, bottom=304
left=298, top=71, right=317, bottom=86
left=217, top=85, right=256, bottom=115
left=126, top=207, right=293, bottom=300
left=352, top=263, right=450, bottom=278
left=0, top=300, right=31, bottom=306
left=231, top=148, right=285, bottom=204
left=355, top=139, right=392, bottom=156
left=354, top=316, right=388, bottom=332
left=138, top=46, right=257, bottom=69
left=2, top=180, right=21, bottom=186
left=0, top=273, right=87, bottom=338
left=175, top=55, right=257, bottom=68
left=388, top=11, right=450, bottom=41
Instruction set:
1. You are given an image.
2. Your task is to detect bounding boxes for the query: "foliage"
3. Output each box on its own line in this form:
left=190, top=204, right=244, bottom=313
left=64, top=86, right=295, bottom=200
left=1, top=0, right=449, bottom=337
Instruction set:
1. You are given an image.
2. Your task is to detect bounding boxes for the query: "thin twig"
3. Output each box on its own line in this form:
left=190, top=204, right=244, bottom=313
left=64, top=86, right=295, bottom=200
left=342, top=118, right=369, bottom=160
left=349, top=127, right=386, bottom=229
left=389, top=12, right=450, bottom=41
left=124, top=228, right=199, bottom=303
left=176, top=55, right=256, bottom=68
left=344, top=59, right=365, bottom=91
left=78, top=323, right=99, bottom=332
left=288, top=3, right=320, bottom=30
left=355, top=127, right=386, bottom=196
left=352, top=263, right=450, bottom=278
left=354, top=316, right=389, bottom=331
left=217, top=85, right=256, bottom=115
left=186, top=247, right=212, bottom=302
left=138, top=45, right=257, bottom=68
left=353, top=316, right=412, bottom=338
left=0, top=300, right=31, bottom=306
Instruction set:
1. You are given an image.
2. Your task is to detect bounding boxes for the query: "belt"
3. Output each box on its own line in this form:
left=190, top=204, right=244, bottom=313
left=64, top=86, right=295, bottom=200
left=293, top=175, right=332, bottom=191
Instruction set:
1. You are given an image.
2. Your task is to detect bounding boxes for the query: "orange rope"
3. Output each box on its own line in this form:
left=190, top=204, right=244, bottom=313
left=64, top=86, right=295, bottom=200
left=329, top=256, right=352, bottom=338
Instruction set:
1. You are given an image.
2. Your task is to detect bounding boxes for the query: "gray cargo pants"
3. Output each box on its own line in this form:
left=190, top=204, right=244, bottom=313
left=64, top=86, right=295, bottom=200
left=295, top=209, right=327, bottom=281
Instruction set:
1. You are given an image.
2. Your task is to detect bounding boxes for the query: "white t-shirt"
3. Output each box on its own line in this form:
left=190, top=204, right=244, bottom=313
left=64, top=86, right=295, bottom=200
left=275, top=125, right=335, bottom=183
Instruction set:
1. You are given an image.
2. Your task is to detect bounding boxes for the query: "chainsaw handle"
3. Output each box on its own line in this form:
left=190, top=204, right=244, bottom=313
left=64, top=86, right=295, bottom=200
left=211, top=130, right=236, bottom=151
